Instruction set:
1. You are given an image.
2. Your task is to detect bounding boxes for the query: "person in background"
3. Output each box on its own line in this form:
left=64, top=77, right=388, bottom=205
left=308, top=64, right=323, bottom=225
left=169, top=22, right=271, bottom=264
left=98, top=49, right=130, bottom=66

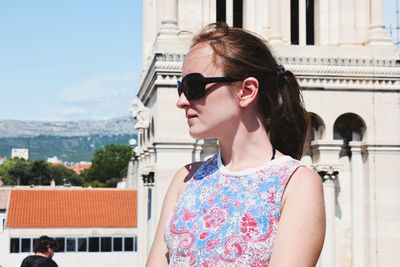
left=21, top=235, right=58, bottom=267
left=147, top=22, right=325, bottom=266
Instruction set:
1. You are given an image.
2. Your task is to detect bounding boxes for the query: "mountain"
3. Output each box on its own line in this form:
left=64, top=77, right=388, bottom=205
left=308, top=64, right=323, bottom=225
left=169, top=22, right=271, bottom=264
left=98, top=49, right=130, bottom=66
left=0, top=116, right=137, bottom=162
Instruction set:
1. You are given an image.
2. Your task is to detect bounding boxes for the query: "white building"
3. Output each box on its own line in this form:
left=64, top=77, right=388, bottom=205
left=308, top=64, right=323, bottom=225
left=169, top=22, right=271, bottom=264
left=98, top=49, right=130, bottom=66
left=133, top=0, right=400, bottom=267
left=11, top=149, right=29, bottom=160
left=0, top=187, right=138, bottom=267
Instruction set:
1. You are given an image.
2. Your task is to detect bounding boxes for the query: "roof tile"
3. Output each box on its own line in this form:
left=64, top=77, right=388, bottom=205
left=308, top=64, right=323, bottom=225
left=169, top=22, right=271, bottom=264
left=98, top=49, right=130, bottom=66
left=6, top=188, right=137, bottom=228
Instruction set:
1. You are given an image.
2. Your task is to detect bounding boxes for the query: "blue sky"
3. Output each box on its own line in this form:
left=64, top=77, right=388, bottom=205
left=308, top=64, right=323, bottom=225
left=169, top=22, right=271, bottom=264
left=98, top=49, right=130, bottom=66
left=0, top=1, right=398, bottom=121
left=0, top=0, right=142, bottom=121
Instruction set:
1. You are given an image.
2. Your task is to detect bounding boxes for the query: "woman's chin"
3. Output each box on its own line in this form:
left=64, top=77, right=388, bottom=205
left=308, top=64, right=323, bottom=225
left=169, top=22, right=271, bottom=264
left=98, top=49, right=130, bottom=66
left=189, top=128, right=211, bottom=140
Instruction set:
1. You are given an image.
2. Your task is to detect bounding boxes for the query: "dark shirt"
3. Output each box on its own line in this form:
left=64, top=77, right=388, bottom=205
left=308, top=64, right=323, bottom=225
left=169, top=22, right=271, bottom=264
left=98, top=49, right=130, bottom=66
left=20, top=255, right=58, bottom=267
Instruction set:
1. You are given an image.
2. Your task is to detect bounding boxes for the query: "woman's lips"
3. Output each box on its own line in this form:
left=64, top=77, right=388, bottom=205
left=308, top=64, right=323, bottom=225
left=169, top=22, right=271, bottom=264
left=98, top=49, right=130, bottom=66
left=186, top=114, right=197, bottom=123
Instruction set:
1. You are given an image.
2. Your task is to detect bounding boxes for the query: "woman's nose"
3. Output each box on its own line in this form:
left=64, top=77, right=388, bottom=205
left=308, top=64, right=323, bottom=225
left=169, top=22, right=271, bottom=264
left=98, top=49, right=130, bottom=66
left=176, top=92, right=190, bottom=109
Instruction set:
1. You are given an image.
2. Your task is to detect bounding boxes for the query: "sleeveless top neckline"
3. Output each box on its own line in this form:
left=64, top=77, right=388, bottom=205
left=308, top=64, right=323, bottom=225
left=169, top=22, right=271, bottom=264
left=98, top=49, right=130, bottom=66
left=217, top=151, right=291, bottom=176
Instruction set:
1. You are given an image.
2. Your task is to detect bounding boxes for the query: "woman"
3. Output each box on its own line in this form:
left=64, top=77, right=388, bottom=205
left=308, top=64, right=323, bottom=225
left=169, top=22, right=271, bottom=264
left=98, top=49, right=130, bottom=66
left=147, top=23, right=325, bottom=267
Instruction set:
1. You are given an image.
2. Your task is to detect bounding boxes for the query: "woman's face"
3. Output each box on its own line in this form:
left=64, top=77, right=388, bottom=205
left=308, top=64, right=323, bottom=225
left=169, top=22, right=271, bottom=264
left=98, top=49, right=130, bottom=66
left=177, top=43, right=241, bottom=139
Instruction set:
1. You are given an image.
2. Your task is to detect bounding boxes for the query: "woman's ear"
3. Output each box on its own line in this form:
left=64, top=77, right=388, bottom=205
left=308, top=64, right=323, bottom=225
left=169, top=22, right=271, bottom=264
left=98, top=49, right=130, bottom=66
left=238, top=77, right=259, bottom=108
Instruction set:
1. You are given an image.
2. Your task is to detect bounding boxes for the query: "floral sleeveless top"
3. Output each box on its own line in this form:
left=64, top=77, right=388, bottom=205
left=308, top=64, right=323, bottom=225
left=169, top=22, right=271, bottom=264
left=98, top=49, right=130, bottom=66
left=164, top=152, right=301, bottom=266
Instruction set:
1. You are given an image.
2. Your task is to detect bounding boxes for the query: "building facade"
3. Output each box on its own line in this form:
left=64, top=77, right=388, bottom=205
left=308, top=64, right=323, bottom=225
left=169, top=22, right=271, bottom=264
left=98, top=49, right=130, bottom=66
left=134, top=0, right=400, bottom=266
left=0, top=188, right=138, bottom=267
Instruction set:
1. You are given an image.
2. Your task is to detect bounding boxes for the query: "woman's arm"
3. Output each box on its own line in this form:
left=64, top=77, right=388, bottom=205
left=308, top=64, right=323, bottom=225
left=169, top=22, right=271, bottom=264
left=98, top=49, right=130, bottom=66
left=146, top=162, right=202, bottom=267
left=269, top=167, right=326, bottom=267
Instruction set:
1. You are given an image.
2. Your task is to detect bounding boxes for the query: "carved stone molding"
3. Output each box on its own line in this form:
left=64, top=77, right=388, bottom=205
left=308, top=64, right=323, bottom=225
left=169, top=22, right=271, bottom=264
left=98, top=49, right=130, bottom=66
left=313, top=164, right=341, bottom=183
left=278, top=56, right=399, bottom=67
left=297, top=77, right=399, bottom=90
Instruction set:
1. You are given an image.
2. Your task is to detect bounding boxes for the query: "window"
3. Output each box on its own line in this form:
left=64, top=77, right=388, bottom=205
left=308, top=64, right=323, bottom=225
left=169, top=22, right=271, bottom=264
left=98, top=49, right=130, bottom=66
left=66, top=238, right=76, bottom=252
left=306, top=0, right=314, bottom=45
left=216, top=0, right=226, bottom=22
left=291, top=0, right=299, bottom=45
left=101, top=237, right=112, bottom=252
left=77, top=238, right=87, bottom=252
left=10, top=236, right=137, bottom=253
left=148, top=188, right=152, bottom=221
left=89, top=237, right=99, bottom=252
left=124, top=237, right=133, bottom=252
left=113, top=237, right=123, bottom=251
left=10, top=238, right=19, bottom=253
left=233, top=0, right=243, bottom=27
left=32, top=238, right=39, bottom=252
left=55, top=238, right=65, bottom=252
left=21, top=238, right=31, bottom=252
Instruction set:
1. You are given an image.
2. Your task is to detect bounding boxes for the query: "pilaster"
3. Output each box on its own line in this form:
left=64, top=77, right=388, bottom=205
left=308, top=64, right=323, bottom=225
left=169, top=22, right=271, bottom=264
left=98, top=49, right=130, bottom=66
left=349, top=141, right=369, bottom=267
left=315, top=165, right=339, bottom=267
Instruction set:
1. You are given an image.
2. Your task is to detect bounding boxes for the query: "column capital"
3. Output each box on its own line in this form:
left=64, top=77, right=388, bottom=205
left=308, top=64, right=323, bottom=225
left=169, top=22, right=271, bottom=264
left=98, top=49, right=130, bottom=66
left=313, top=164, right=341, bottom=182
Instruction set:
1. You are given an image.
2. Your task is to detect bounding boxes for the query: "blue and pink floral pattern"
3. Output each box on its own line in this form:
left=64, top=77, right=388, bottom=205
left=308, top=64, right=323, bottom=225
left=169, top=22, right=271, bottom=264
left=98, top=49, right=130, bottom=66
left=164, top=152, right=300, bottom=266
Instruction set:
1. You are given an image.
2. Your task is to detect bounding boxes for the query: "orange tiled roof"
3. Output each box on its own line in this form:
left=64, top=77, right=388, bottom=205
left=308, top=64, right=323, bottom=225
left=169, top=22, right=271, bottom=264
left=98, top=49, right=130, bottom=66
left=7, top=188, right=137, bottom=228
left=48, top=161, right=64, bottom=166
left=69, top=162, right=92, bottom=174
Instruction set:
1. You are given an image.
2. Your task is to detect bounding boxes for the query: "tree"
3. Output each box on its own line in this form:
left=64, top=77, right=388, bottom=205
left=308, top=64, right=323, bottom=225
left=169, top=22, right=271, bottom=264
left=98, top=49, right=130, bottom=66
left=48, top=164, right=84, bottom=186
left=29, top=160, right=51, bottom=185
left=8, top=158, right=33, bottom=185
left=0, top=158, right=25, bottom=185
left=0, top=158, right=85, bottom=186
left=82, top=144, right=132, bottom=187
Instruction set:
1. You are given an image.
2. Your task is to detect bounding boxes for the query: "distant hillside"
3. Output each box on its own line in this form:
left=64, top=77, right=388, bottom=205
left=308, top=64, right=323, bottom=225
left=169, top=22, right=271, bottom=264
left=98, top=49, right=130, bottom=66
left=0, top=116, right=136, bottom=138
left=0, top=117, right=137, bottom=162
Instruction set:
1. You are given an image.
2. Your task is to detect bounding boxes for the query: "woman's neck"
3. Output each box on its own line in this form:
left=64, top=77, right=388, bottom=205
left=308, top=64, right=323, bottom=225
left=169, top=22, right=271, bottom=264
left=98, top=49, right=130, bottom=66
left=218, top=122, right=275, bottom=172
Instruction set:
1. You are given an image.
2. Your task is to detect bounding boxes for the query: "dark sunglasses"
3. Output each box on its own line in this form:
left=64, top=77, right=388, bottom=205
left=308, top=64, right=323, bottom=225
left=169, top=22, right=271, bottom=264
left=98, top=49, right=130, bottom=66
left=177, top=73, right=243, bottom=101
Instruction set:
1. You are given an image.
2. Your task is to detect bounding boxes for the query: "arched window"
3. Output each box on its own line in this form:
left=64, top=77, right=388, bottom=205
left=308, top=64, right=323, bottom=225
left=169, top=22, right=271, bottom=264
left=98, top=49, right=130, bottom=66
left=304, top=112, right=325, bottom=156
left=334, top=113, right=366, bottom=157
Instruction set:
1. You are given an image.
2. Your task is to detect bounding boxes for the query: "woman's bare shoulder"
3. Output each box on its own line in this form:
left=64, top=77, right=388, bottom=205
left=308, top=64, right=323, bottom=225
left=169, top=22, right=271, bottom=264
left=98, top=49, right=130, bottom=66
left=170, top=161, right=204, bottom=198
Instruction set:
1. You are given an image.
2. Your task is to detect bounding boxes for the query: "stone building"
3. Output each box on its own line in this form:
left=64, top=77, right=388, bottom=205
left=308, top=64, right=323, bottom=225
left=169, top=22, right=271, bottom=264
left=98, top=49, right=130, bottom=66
left=132, top=1, right=400, bottom=266
left=0, top=187, right=138, bottom=267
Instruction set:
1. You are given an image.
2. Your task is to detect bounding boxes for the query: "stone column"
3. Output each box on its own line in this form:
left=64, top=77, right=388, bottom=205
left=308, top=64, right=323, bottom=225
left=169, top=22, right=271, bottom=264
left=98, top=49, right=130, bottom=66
left=136, top=143, right=147, bottom=267
left=243, top=0, right=256, bottom=31
left=159, top=0, right=178, bottom=34
left=193, top=139, right=204, bottom=162
left=226, top=0, right=234, bottom=26
left=367, top=0, right=392, bottom=45
left=315, top=0, right=330, bottom=45
left=299, top=0, right=306, bottom=45
left=354, top=0, right=369, bottom=43
left=311, top=140, right=342, bottom=267
left=349, top=141, right=369, bottom=267
left=316, top=165, right=338, bottom=267
left=269, top=0, right=283, bottom=43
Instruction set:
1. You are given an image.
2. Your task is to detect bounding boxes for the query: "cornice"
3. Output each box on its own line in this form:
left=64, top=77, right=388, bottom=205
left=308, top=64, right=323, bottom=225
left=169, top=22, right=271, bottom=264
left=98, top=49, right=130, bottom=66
left=138, top=53, right=400, bottom=102
left=278, top=56, right=399, bottom=67
left=138, top=53, right=183, bottom=104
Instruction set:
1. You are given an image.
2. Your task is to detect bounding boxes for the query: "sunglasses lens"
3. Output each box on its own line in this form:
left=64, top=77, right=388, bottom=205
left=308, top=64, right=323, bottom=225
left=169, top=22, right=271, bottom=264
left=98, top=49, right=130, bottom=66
left=185, top=79, right=205, bottom=100
left=178, top=74, right=205, bottom=101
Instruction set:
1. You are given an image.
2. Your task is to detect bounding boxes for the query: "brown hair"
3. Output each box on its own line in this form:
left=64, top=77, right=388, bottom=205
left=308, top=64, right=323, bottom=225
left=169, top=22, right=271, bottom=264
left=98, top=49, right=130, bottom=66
left=34, top=235, right=58, bottom=253
left=192, top=23, right=309, bottom=159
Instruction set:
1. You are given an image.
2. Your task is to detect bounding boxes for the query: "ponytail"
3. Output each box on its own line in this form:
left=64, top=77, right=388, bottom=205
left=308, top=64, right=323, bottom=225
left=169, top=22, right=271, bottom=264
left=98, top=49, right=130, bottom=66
left=267, top=70, right=309, bottom=160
